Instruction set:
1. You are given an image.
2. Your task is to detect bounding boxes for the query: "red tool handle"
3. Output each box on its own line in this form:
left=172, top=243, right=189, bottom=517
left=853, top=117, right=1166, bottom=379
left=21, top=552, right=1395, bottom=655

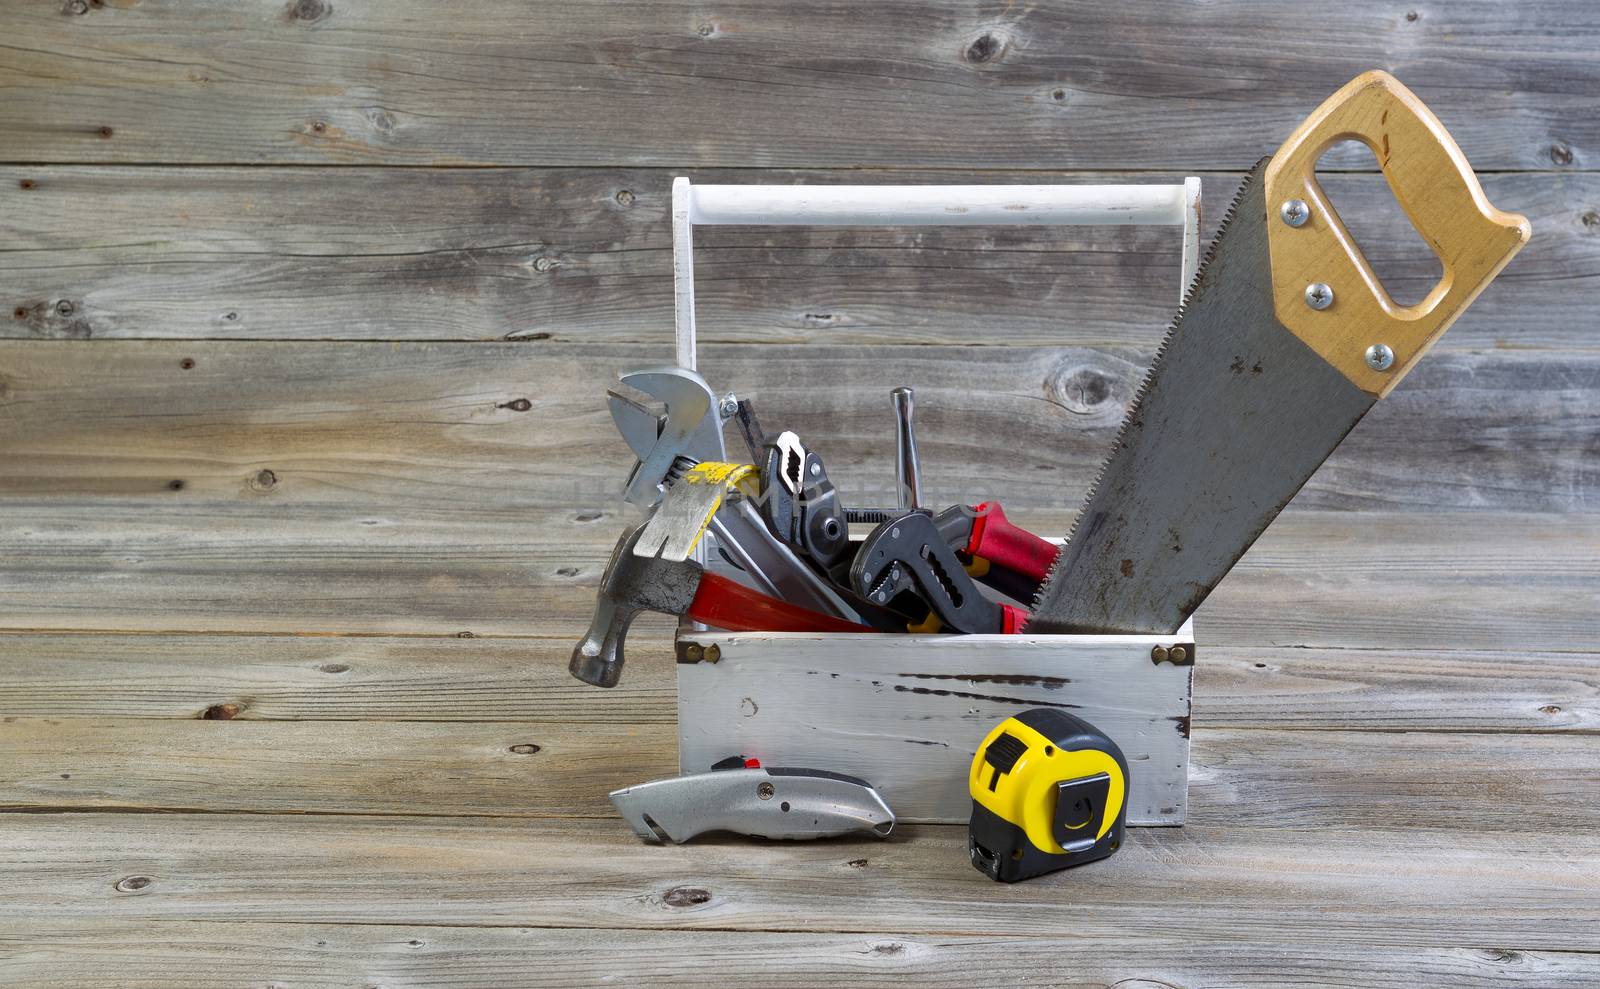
left=1001, top=604, right=1029, bottom=634
left=967, top=502, right=1059, bottom=584
left=690, top=572, right=877, bottom=634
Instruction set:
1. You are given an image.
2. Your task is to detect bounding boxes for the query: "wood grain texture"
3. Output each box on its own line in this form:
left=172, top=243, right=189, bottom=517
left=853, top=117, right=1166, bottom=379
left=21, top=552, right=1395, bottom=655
left=0, top=500, right=1593, bottom=650
left=4, top=812, right=1598, bottom=947
left=0, top=718, right=675, bottom=817
left=1196, top=646, right=1600, bottom=732
left=3, top=923, right=1593, bottom=989
left=2, top=632, right=1595, bottom=732
left=0, top=632, right=679, bottom=723
left=3, top=0, right=1597, bottom=979
left=1, top=341, right=1594, bottom=515
left=0, top=1, right=1591, bottom=169
left=1, top=167, right=1579, bottom=348
left=3, top=718, right=1594, bottom=832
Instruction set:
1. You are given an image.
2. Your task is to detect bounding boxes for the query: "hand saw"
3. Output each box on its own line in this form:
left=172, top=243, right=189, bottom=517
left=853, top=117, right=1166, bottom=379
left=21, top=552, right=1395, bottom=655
left=1027, top=71, right=1531, bottom=635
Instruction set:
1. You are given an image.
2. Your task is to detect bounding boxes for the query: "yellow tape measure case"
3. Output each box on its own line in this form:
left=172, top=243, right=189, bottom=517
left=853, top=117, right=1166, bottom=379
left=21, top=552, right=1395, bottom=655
left=968, top=709, right=1129, bottom=883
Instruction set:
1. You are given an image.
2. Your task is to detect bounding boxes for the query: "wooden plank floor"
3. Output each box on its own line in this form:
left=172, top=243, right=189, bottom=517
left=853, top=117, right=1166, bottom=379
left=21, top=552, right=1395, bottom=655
left=4, top=0, right=1599, bottom=984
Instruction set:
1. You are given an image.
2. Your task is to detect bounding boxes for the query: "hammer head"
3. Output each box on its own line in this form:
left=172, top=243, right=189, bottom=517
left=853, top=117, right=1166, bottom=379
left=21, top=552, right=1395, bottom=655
left=570, top=521, right=704, bottom=688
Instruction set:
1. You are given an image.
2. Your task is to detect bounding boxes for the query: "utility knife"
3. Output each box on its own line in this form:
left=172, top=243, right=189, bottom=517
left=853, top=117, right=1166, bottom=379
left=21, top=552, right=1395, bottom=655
left=609, top=757, right=896, bottom=843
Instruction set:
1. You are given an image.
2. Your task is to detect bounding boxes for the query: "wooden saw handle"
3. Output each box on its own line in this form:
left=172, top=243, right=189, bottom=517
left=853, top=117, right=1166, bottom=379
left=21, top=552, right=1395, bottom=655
left=1263, top=70, right=1531, bottom=397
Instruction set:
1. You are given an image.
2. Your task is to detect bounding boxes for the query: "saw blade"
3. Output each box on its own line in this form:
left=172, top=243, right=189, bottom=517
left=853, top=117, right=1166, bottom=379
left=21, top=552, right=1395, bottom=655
left=1026, top=161, right=1376, bottom=634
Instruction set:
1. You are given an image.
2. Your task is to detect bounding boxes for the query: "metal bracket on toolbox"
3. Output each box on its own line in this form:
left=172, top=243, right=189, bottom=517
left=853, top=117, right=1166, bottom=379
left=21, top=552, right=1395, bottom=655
left=670, top=176, right=1205, bottom=370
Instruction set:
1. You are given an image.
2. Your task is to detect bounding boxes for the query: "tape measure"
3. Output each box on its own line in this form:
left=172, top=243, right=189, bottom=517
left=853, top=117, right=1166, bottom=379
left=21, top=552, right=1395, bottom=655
left=967, top=708, right=1129, bottom=883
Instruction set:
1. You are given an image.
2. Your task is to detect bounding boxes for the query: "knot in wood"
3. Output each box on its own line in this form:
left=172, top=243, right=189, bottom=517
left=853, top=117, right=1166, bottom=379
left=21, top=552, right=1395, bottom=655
left=662, top=886, right=712, bottom=907
left=114, top=876, right=153, bottom=892
left=1550, top=142, right=1574, bottom=167
left=1052, top=365, right=1116, bottom=415
left=202, top=702, right=243, bottom=720
left=965, top=33, right=1003, bottom=64
left=508, top=743, right=542, bottom=755
left=288, top=0, right=330, bottom=22
left=249, top=468, right=278, bottom=491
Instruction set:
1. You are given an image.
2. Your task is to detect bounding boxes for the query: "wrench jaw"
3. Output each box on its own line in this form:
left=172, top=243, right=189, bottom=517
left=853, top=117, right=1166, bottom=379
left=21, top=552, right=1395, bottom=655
left=606, top=391, right=662, bottom=463
left=611, top=366, right=726, bottom=509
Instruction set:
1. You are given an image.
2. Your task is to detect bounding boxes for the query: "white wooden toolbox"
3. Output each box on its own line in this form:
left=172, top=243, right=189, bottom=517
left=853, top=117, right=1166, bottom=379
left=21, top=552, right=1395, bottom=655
left=669, top=177, right=1202, bottom=825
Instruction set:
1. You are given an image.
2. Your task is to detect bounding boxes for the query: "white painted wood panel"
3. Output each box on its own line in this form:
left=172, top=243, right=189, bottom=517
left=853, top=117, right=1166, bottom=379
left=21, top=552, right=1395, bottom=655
left=677, top=625, right=1193, bottom=825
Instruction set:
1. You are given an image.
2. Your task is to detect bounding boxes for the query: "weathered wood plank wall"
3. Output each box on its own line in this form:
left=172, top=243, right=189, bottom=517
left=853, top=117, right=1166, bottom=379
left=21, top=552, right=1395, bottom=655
left=0, top=0, right=1590, bottom=169
left=2, top=0, right=1598, bottom=984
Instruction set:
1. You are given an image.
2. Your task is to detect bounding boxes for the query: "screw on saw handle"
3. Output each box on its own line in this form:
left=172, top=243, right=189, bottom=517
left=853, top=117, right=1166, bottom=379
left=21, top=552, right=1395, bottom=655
left=1263, top=70, right=1531, bottom=398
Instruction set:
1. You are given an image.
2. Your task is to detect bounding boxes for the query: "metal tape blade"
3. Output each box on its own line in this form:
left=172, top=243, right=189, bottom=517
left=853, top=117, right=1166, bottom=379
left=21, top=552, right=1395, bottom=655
left=1026, top=162, right=1377, bottom=634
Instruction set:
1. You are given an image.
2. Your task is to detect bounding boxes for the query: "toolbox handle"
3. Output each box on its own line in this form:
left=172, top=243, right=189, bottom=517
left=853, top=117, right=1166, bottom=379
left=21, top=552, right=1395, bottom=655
left=671, top=177, right=1204, bottom=370
left=1262, top=70, right=1531, bottom=397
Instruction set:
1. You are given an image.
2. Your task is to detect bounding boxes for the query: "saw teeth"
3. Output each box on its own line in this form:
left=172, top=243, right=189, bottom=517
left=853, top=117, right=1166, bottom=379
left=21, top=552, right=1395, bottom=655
left=1024, top=160, right=1269, bottom=630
